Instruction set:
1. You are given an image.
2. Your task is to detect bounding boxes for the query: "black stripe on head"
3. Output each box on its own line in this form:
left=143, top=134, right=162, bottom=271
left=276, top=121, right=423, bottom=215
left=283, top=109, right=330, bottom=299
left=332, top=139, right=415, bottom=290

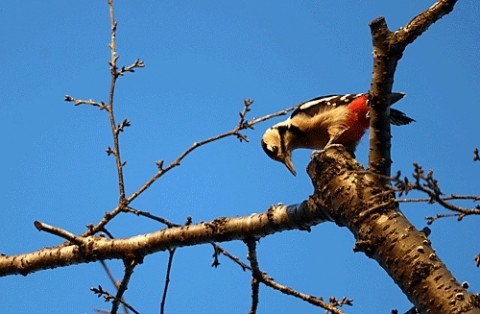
left=277, top=124, right=306, bottom=155
left=276, top=125, right=306, bottom=151
left=288, top=124, right=306, bottom=138
left=261, top=137, right=278, bottom=159
left=276, top=125, right=289, bottom=156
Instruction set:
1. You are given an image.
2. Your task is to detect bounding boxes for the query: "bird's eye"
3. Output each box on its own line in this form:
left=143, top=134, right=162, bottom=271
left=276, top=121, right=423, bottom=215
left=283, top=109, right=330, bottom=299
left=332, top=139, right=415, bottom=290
left=261, top=140, right=279, bottom=159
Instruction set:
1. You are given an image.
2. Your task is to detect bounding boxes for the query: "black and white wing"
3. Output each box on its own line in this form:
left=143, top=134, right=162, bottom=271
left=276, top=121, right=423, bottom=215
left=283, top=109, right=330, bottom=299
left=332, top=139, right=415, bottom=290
left=290, top=93, right=364, bottom=119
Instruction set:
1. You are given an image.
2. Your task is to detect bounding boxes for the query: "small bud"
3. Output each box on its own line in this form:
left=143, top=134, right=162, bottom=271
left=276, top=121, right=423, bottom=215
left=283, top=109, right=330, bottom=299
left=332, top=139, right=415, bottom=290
left=106, top=147, right=115, bottom=156
left=244, top=98, right=254, bottom=106
left=421, top=226, right=431, bottom=237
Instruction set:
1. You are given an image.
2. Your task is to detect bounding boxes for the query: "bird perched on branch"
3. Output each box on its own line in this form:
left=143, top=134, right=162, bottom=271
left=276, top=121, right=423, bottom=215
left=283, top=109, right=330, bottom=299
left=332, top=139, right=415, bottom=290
left=261, top=93, right=414, bottom=175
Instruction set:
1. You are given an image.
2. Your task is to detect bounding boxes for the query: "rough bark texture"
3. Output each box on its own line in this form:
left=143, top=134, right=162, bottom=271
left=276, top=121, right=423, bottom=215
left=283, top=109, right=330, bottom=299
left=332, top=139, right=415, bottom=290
left=367, top=0, right=458, bottom=178
left=0, top=202, right=333, bottom=277
left=368, top=16, right=399, bottom=178
left=308, top=146, right=480, bottom=314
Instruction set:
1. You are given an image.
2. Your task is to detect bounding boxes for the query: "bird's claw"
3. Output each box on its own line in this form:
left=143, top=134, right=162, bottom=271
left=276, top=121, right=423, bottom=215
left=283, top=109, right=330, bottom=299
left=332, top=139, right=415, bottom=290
left=310, top=149, right=324, bottom=159
left=324, top=143, right=344, bottom=150
left=310, top=144, right=344, bottom=159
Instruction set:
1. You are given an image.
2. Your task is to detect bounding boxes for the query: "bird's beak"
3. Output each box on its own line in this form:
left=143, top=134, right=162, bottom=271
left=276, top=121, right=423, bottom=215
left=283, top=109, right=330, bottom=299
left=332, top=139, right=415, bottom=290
left=283, top=155, right=297, bottom=176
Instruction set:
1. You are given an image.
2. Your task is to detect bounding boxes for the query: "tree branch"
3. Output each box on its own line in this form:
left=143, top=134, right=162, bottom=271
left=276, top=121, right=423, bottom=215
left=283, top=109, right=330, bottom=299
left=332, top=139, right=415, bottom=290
left=106, top=0, right=130, bottom=202
left=125, top=99, right=300, bottom=205
left=72, top=99, right=299, bottom=239
left=91, top=284, right=139, bottom=314
left=308, top=146, right=480, bottom=313
left=368, top=0, right=458, bottom=177
left=245, top=239, right=346, bottom=314
left=34, top=221, right=85, bottom=245
left=160, top=249, right=175, bottom=314
left=393, top=164, right=480, bottom=223
left=111, top=257, right=138, bottom=314
left=245, top=240, right=260, bottom=314
left=0, top=201, right=331, bottom=277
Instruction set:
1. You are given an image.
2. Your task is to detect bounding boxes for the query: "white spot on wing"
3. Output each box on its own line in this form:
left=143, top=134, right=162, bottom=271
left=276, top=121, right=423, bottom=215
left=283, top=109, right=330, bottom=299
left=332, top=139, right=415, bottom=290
left=299, top=95, right=339, bottom=110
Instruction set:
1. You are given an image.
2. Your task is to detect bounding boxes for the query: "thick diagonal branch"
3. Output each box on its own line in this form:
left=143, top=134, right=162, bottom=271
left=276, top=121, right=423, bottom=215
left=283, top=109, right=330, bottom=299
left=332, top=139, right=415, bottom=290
left=308, top=147, right=480, bottom=313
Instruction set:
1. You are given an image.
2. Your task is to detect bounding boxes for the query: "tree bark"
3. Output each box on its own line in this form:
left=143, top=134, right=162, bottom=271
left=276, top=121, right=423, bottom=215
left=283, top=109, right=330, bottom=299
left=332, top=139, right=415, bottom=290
left=308, top=146, right=480, bottom=314
left=0, top=202, right=333, bottom=277
left=367, top=0, right=458, bottom=178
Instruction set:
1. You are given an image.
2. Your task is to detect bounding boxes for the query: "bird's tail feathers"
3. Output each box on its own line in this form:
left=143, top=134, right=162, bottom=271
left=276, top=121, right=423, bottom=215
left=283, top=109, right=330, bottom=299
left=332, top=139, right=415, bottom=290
left=390, top=108, right=415, bottom=125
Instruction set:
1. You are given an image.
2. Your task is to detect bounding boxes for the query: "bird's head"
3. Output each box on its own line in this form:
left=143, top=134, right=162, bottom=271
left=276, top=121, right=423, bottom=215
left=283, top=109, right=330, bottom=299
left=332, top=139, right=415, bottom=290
left=261, top=127, right=296, bottom=176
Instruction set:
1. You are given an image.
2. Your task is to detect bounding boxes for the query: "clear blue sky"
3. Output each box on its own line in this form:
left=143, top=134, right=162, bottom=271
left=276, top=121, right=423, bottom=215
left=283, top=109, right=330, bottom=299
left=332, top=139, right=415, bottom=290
left=1, top=1, right=479, bottom=313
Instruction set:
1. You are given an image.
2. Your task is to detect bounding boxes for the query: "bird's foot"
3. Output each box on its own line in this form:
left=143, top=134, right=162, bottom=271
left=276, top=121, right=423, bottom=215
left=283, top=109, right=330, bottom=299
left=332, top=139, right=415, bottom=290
left=310, top=144, right=345, bottom=159
left=324, top=143, right=344, bottom=150
left=310, top=149, right=324, bottom=159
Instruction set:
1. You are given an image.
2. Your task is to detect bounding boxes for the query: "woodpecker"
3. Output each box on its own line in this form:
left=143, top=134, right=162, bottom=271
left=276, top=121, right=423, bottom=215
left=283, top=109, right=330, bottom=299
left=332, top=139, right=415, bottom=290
left=261, top=93, right=414, bottom=175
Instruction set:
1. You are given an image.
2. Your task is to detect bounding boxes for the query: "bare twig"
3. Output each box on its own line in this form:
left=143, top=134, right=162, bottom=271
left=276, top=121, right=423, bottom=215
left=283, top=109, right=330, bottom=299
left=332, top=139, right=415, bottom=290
left=210, top=242, right=251, bottom=271
left=393, top=163, right=480, bottom=223
left=100, top=261, right=118, bottom=289
left=327, top=297, right=353, bottom=313
left=73, top=97, right=299, bottom=239
left=91, top=285, right=140, bottom=314
left=473, top=148, right=480, bottom=162
left=34, top=221, right=85, bottom=245
left=111, top=257, right=139, bottom=314
left=160, top=248, right=175, bottom=314
left=106, top=0, right=129, bottom=202
left=123, top=207, right=181, bottom=228
left=99, top=261, right=130, bottom=314
left=67, top=0, right=141, bottom=237
left=244, top=239, right=347, bottom=314
left=262, top=270, right=347, bottom=314
left=66, top=0, right=303, bottom=240
left=397, top=194, right=480, bottom=203
left=245, top=239, right=260, bottom=314
left=425, top=212, right=463, bottom=224
left=126, top=100, right=300, bottom=204
left=117, top=59, right=145, bottom=77
left=80, top=205, right=124, bottom=237
left=64, top=95, right=107, bottom=109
